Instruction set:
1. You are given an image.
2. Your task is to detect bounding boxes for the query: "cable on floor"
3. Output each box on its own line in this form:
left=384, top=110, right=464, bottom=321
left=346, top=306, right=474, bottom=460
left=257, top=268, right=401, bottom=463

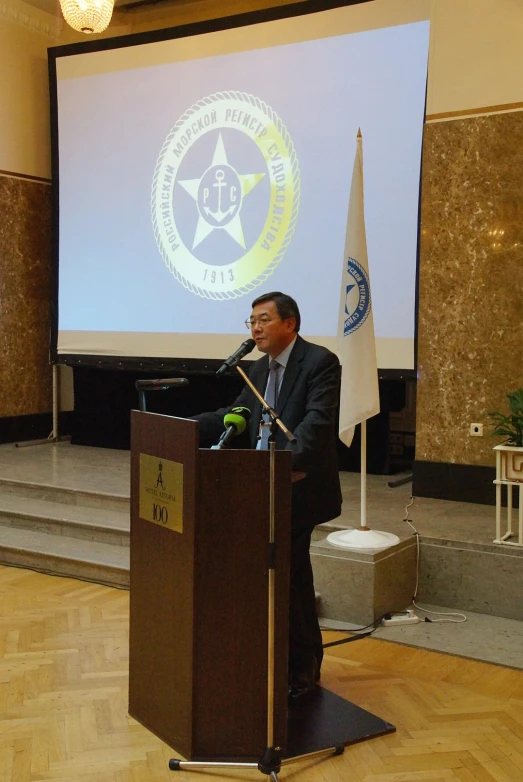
left=403, top=495, right=467, bottom=624
left=321, top=615, right=387, bottom=648
left=412, top=601, right=467, bottom=623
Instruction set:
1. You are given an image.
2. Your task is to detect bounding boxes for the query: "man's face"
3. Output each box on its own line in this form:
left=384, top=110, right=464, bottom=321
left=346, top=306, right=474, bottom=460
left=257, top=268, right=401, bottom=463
left=249, top=300, right=296, bottom=357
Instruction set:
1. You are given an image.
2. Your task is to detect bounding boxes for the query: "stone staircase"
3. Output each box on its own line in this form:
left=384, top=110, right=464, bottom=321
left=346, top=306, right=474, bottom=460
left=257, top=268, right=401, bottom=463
left=0, top=477, right=130, bottom=587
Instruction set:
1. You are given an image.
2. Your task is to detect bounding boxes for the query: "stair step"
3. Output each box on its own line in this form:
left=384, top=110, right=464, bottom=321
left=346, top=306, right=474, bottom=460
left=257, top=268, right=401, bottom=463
left=0, top=493, right=129, bottom=546
left=0, top=526, right=129, bottom=588
left=0, top=477, right=129, bottom=512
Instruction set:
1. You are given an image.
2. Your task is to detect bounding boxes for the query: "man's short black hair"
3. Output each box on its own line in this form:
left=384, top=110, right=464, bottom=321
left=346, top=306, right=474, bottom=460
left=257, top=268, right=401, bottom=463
left=251, top=291, right=301, bottom=333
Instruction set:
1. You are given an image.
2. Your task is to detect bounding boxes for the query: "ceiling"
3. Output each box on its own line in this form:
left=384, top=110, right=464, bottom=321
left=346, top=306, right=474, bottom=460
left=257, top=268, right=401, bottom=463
left=24, top=0, right=63, bottom=17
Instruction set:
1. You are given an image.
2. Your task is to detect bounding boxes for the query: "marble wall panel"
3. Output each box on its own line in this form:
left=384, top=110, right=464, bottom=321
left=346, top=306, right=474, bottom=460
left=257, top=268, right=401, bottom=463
left=417, top=112, right=523, bottom=467
left=419, top=539, right=523, bottom=621
left=0, top=174, right=52, bottom=417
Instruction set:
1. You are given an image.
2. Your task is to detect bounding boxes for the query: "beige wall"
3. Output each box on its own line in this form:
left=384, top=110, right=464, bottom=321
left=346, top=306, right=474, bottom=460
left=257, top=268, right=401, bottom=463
left=1, top=0, right=522, bottom=463
left=127, top=0, right=523, bottom=115
left=0, top=0, right=133, bottom=179
left=7, top=0, right=523, bottom=180
left=4, top=0, right=523, bottom=185
left=427, top=0, right=523, bottom=116
left=0, top=11, right=57, bottom=179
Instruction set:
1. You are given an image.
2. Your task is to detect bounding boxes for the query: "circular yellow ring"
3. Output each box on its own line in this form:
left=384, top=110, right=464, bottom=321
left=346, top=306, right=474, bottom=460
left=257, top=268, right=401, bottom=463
left=151, top=92, right=300, bottom=300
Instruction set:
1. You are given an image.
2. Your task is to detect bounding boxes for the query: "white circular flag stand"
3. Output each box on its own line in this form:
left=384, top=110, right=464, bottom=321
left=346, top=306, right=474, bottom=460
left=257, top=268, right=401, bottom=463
left=327, top=528, right=400, bottom=553
left=333, top=420, right=401, bottom=554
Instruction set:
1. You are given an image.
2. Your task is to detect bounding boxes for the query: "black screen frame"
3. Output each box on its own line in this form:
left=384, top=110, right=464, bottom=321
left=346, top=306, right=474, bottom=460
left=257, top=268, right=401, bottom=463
left=48, top=0, right=420, bottom=380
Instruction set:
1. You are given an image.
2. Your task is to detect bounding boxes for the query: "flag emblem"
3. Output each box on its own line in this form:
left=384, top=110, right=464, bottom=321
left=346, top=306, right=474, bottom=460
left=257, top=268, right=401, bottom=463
left=151, top=92, right=300, bottom=300
left=342, top=257, right=371, bottom=336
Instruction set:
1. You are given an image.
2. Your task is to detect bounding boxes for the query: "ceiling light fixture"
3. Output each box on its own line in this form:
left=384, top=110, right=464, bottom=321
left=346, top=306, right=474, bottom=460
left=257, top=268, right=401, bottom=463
left=59, top=0, right=114, bottom=34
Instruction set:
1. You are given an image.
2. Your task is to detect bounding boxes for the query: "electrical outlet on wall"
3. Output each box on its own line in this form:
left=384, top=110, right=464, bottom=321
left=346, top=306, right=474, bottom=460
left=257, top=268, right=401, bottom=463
left=470, top=423, right=483, bottom=436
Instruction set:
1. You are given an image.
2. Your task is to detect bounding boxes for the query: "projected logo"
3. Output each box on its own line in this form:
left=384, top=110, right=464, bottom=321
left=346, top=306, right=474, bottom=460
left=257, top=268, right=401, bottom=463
left=342, top=258, right=372, bottom=336
left=151, top=92, right=300, bottom=299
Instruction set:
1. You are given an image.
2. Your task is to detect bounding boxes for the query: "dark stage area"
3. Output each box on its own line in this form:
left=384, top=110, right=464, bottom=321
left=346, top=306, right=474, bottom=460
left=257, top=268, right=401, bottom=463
left=69, top=364, right=413, bottom=475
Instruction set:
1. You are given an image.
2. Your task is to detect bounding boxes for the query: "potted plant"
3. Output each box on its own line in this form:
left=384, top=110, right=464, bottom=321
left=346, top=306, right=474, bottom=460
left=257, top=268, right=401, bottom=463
left=489, top=388, right=523, bottom=484
left=489, top=388, right=523, bottom=447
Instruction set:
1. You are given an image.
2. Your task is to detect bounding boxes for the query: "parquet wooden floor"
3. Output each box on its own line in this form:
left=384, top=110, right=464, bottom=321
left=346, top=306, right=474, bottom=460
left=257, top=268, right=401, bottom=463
left=1, top=564, right=523, bottom=782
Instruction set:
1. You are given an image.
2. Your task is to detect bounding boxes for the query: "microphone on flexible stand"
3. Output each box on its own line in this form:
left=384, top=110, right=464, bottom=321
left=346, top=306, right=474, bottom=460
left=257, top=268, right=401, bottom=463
left=216, top=339, right=256, bottom=377
left=135, top=377, right=189, bottom=412
left=211, top=407, right=251, bottom=450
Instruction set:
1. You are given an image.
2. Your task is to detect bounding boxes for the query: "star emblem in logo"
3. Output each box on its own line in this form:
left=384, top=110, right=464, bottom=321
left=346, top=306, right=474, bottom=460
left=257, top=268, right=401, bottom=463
left=152, top=91, right=300, bottom=298
left=178, top=133, right=265, bottom=250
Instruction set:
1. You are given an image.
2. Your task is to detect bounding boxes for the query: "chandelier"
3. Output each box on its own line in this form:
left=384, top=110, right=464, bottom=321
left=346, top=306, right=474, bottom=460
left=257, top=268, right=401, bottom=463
left=59, top=0, right=115, bottom=34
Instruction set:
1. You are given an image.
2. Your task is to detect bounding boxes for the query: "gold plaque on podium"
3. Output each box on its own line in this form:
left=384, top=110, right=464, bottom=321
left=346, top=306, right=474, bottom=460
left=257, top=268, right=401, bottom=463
left=139, top=453, right=183, bottom=533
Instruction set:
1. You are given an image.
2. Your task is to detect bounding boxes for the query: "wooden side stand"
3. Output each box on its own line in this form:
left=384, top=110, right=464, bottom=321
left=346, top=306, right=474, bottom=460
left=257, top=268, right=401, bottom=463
left=494, top=444, right=523, bottom=546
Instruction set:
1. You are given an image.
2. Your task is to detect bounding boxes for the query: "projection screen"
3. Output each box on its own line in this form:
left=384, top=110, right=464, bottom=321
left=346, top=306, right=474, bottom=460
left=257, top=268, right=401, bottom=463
left=50, top=1, right=430, bottom=371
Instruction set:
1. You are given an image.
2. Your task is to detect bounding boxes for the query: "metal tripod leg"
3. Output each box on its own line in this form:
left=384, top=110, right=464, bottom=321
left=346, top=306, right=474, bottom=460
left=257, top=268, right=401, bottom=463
left=169, top=745, right=345, bottom=775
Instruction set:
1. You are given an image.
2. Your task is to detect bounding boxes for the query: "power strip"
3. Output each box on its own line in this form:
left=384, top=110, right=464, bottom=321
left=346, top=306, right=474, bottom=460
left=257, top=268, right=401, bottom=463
left=382, top=610, right=421, bottom=627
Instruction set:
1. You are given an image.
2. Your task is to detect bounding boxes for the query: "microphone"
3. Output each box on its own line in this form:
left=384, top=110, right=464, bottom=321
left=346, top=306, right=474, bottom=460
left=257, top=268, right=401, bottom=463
left=216, top=339, right=256, bottom=377
left=135, top=378, right=189, bottom=391
left=211, top=407, right=251, bottom=450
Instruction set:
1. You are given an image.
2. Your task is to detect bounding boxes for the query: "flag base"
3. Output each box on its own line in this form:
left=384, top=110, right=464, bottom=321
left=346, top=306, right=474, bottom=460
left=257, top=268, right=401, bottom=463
left=326, top=528, right=400, bottom=553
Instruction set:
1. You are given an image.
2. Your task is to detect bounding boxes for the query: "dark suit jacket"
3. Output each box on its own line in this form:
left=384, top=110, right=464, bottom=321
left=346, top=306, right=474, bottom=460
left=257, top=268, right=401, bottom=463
left=195, top=335, right=342, bottom=531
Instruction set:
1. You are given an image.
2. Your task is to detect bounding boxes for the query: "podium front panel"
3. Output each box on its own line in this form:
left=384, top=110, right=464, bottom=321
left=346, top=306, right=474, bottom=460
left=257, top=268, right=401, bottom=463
left=193, top=447, right=291, bottom=758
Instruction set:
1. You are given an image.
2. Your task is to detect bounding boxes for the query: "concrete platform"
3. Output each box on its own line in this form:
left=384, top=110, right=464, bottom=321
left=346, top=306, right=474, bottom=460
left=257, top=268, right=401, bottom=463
left=312, top=533, right=417, bottom=626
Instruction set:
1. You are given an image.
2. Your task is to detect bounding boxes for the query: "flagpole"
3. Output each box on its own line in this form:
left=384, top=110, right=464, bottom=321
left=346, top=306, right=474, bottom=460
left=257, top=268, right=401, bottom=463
left=328, top=126, right=399, bottom=553
left=360, top=421, right=369, bottom=531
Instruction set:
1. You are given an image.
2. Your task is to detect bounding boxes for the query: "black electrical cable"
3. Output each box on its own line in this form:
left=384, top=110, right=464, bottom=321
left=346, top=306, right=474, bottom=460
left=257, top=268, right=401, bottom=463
left=321, top=614, right=388, bottom=648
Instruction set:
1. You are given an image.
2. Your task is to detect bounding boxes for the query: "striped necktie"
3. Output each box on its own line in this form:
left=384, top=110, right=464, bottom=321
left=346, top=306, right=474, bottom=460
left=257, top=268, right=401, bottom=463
left=259, top=359, right=281, bottom=449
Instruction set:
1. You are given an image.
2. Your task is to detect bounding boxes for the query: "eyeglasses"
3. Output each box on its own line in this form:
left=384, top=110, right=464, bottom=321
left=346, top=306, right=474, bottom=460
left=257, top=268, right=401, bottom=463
left=245, top=316, right=278, bottom=329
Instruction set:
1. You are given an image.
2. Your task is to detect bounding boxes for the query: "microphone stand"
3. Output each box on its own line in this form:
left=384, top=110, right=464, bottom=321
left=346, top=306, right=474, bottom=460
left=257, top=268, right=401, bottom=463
left=135, top=378, right=189, bottom=413
left=169, top=365, right=345, bottom=780
left=236, top=365, right=294, bottom=778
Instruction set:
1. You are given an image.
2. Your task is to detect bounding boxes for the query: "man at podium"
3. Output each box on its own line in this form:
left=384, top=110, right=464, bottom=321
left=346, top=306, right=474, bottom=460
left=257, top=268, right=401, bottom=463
left=194, top=291, right=342, bottom=702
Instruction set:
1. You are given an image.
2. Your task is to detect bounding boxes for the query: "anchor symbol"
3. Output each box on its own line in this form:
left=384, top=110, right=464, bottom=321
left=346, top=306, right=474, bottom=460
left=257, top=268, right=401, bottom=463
left=203, top=169, right=237, bottom=223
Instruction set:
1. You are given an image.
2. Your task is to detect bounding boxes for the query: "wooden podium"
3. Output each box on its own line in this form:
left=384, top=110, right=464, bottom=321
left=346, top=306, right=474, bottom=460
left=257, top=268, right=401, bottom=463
left=128, top=410, right=292, bottom=759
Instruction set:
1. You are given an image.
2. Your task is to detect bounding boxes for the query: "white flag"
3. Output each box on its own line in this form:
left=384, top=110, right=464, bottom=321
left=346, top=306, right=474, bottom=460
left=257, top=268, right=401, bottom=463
left=337, top=131, right=380, bottom=447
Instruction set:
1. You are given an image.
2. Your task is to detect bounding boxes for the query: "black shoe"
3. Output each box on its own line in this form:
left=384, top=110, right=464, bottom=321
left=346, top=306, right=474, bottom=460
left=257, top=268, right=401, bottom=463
left=288, top=657, right=317, bottom=705
left=288, top=678, right=316, bottom=705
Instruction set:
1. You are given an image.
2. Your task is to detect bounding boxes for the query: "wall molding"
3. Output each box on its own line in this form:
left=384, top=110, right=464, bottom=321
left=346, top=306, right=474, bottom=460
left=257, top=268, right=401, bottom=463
left=0, top=1, right=63, bottom=38
left=0, top=169, right=51, bottom=184
left=426, top=101, right=523, bottom=123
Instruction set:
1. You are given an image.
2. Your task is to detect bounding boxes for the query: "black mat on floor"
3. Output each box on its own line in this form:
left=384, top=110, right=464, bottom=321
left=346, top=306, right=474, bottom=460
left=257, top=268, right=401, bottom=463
left=178, top=688, right=394, bottom=766
left=285, top=686, right=395, bottom=758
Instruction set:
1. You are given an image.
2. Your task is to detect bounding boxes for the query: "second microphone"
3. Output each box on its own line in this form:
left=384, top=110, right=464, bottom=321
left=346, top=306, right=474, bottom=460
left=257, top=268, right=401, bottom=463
left=211, top=407, right=251, bottom=450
